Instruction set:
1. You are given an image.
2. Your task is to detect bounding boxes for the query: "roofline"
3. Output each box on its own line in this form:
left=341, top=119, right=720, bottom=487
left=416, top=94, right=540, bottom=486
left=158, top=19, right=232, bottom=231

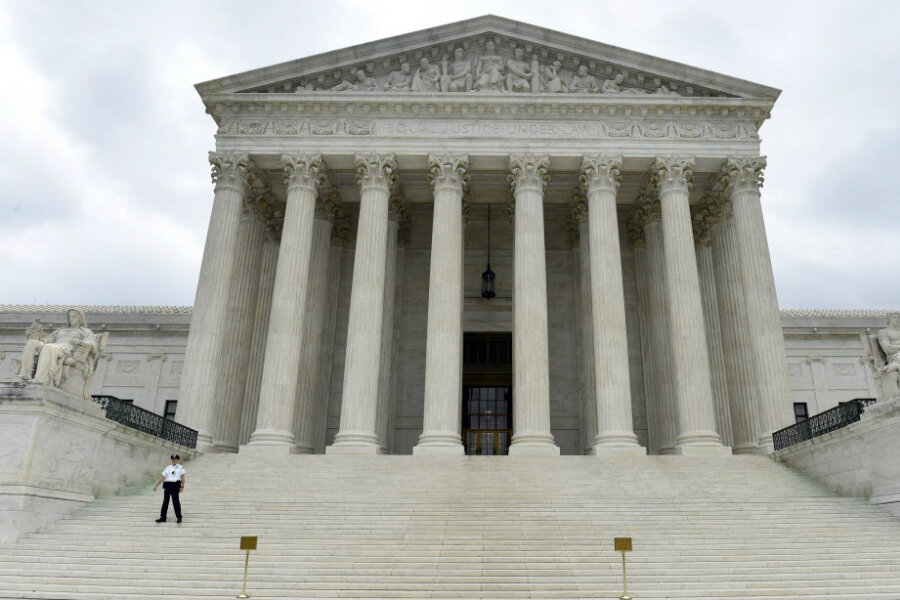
left=195, top=15, right=781, bottom=100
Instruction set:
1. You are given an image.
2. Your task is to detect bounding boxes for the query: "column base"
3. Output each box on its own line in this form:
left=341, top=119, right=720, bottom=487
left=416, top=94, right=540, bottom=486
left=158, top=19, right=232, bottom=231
left=591, top=431, right=645, bottom=455
left=674, top=444, right=733, bottom=456
left=210, top=441, right=239, bottom=454
left=414, top=432, right=464, bottom=455
left=732, top=442, right=760, bottom=455
left=756, top=434, right=776, bottom=455
left=239, top=443, right=300, bottom=456
left=508, top=432, right=559, bottom=456
left=327, top=431, right=383, bottom=454
left=194, top=431, right=215, bottom=453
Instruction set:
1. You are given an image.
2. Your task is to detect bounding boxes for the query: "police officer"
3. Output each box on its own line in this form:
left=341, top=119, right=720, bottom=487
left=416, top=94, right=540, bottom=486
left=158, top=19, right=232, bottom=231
left=153, top=454, right=186, bottom=523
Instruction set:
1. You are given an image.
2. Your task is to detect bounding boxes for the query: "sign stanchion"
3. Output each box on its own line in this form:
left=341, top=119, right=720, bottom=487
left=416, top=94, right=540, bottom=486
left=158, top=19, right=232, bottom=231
left=237, top=536, right=257, bottom=599
left=614, top=537, right=633, bottom=600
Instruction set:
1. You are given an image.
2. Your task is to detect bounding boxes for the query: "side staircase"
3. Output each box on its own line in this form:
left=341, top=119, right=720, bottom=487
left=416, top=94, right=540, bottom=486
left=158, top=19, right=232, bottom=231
left=1, top=454, right=899, bottom=599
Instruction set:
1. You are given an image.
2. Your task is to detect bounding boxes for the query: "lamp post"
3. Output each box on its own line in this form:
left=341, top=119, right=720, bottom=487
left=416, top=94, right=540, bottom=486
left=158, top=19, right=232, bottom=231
left=482, top=203, right=496, bottom=299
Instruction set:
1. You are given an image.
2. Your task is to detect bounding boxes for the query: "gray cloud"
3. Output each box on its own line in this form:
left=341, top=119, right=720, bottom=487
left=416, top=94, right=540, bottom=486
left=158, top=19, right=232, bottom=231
left=1, top=0, right=898, bottom=310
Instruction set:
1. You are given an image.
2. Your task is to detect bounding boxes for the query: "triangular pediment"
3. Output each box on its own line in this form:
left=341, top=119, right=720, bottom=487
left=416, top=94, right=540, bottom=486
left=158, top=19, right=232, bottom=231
left=195, top=16, right=779, bottom=101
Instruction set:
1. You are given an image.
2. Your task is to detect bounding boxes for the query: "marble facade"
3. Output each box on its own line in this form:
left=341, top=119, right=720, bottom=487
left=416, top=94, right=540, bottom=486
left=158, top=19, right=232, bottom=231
left=0, top=18, right=890, bottom=458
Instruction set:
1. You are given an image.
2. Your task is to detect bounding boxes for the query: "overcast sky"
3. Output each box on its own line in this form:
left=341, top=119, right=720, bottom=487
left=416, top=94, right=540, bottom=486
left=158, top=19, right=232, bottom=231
left=1, top=0, right=898, bottom=309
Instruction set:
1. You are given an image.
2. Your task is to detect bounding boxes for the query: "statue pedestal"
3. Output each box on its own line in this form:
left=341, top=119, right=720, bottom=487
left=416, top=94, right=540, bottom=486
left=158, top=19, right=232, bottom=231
left=0, top=382, right=194, bottom=542
left=874, top=370, right=900, bottom=403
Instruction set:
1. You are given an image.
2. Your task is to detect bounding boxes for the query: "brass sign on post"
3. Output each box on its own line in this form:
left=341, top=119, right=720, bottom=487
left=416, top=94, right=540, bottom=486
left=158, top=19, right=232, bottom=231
left=237, top=536, right=258, bottom=599
left=614, top=537, right=633, bottom=600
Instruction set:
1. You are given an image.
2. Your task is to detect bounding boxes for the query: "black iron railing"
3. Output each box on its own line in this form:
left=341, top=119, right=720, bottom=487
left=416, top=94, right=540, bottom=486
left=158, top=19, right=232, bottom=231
left=773, top=398, right=877, bottom=451
left=91, top=395, right=198, bottom=448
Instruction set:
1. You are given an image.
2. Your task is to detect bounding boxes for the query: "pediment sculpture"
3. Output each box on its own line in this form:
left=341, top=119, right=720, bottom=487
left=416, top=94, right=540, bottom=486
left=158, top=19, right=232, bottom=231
left=867, top=311, right=900, bottom=401
left=293, top=41, right=689, bottom=97
left=4, top=308, right=109, bottom=401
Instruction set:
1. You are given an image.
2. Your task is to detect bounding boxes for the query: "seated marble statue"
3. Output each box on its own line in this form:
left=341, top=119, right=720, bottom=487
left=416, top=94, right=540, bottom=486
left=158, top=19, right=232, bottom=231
left=473, top=40, right=505, bottom=92
left=440, top=48, right=473, bottom=92
left=874, top=312, right=900, bottom=373
left=13, top=309, right=107, bottom=399
left=601, top=73, right=625, bottom=93
left=540, top=60, right=567, bottom=93
left=505, top=47, right=537, bottom=93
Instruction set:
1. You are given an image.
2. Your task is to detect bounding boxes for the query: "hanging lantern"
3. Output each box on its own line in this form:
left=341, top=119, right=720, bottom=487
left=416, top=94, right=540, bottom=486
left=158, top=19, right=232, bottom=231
left=481, top=203, right=496, bottom=299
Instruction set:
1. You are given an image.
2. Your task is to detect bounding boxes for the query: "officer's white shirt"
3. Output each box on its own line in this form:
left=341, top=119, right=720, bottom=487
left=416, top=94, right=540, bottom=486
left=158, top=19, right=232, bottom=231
left=161, top=464, right=186, bottom=483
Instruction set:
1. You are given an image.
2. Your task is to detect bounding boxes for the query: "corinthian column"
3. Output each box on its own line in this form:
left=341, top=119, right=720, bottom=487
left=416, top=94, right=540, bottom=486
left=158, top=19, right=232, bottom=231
left=654, top=157, right=727, bottom=454
left=580, top=155, right=643, bottom=455
left=572, top=199, right=597, bottom=454
left=212, top=188, right=268, bottom=452
left=292, top=189, right=339, bottom=453
left=239, top=217, right=281, bottom=446
left=722, top=157, right=793, bottom=452
left=328, top=153, right=399, bottom=454
left=692, top=205, right=733, bottom=448
left=178, top=152, right=256, bottom=450
left=705, top=196, right=760, bottom=453
left=634, top=198, right=678, bottom=453
left=247, top=154, right=326, bottom=451
left=507, top=154, right=559, bottom=456
left=415, top=154, right=468, bottom=455
left=375, top=196, right=404, bottom=453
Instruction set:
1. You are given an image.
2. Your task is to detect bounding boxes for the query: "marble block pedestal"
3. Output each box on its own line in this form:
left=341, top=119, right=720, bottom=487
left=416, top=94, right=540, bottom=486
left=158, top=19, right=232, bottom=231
left=0, top=381, right=195, bottom=542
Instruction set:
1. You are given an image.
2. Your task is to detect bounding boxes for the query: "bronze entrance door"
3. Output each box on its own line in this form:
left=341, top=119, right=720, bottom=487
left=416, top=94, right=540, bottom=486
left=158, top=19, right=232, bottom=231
left=462, top=333, right=512, bottom=456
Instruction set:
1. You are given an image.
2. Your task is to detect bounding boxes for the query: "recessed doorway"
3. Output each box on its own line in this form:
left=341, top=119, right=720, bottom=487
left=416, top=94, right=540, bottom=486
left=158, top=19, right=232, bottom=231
left=462, top=333, right=512, bottom=456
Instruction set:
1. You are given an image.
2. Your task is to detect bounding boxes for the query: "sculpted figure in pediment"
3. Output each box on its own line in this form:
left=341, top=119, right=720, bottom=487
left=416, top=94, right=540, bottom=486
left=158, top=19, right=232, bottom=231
left=569, top=65, right=598, bottom=93
left=601, top=73, right=625, bottom=93
left=384, top=62, right=413, bottom=92
left=474, top=40, right=505, bottom=92
left=656, top=83, right=681, bottom=96
left=294, top=82, right=316, bottom=93
left=539, top=60, right=567, bottom=93
left=411, top=57, right=441, bottom=93
left=505, top=47, right=538, bottom=93
left=440, top=48, right=473, bottom=92
left=331, top=69, right=378, bottom=92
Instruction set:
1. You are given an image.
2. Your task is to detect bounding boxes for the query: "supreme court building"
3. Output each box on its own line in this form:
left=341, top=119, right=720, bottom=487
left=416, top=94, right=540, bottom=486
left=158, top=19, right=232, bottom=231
left=177, top=15, right=795, bottom=458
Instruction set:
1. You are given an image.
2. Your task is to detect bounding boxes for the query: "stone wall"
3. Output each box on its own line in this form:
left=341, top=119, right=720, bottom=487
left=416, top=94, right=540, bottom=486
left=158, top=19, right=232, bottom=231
left=774, top=397, right=900, bottom=518
left=0, top=382, right=197, bottom=542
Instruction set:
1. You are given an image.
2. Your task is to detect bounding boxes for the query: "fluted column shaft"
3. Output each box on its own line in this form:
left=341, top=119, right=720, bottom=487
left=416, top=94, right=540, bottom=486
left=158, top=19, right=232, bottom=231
left=642, top=214, right=678, bottom=454
left=212, top=204, right=266, bottom=452
left=631, top=239, right=659, bottom=453
left=178, top=152, right=254, bottom=449
left=724, top=157, right=793, bottom=451
left=248, top=154, right=325, bottom=450
left=239, top=231, right=280, bottom=446
left=376, top=215, right=401, bottom=453
left=695, top=236, right=734, bottom=447
left=575, top=214, right=598, bottom=454
left=293, top=203, right=337, bottom=453
left=655, top=158, right=726, bottom=453
left=581, top=156, right=643, bottom=454
left=313, top=234, right=347, bottom=452
left=709, top=216, right=760, bottom=453
left=328, top=154, right=398, bottom=454
left=416, top=154, right=468, bottom=455
left=508, top=154, right=559, bottom=455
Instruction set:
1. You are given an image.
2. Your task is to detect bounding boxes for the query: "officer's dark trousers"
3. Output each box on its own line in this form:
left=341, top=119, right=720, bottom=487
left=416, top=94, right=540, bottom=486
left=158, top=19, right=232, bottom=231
left=160, top=481, right=182, bottom=520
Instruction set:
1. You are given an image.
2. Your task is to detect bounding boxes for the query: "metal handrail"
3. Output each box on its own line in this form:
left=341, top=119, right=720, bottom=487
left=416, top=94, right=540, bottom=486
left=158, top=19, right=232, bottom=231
left=773, top=398, right=876, bottom=451
left=91, top=395, right=198, bottom=448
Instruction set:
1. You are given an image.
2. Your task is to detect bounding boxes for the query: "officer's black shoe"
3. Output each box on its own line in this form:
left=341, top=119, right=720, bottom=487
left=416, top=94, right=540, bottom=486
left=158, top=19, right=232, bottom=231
left=176, top=518, right=182, bottom=523
left=155, top=518, right=166, bottom=523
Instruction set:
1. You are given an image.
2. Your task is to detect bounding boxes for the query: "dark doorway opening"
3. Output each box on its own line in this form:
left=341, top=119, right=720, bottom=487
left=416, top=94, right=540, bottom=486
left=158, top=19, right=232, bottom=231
left=462, top=333, right=512, bottom=455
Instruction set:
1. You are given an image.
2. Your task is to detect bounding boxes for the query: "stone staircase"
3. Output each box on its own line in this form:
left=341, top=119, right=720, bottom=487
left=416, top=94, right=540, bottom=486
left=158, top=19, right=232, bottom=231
left=1, top=454, right=899, bottom=599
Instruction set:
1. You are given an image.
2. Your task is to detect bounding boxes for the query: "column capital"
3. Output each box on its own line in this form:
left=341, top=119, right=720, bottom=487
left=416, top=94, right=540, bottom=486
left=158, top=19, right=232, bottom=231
left=282, top=153, right=327, bottom=193
left=579, top=154, right=623, bottom=194
left=720, top=156, right=767, bottom=194
left=209, top=152, right=257, bottom=192
left=696, top=192, right=733, bottom=228
left=508, top=153, right=550, bottom=194
left=247, top=187, right=285, bottom=239
left=628, top=192, right=661, bottom=245
left=355, top=153, right=399, bottom=192
left=652, top=156, right=695, bottom=194
left=330, top=212, right=351, bottom=246
left=428, top=153, right=469, bottom=193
